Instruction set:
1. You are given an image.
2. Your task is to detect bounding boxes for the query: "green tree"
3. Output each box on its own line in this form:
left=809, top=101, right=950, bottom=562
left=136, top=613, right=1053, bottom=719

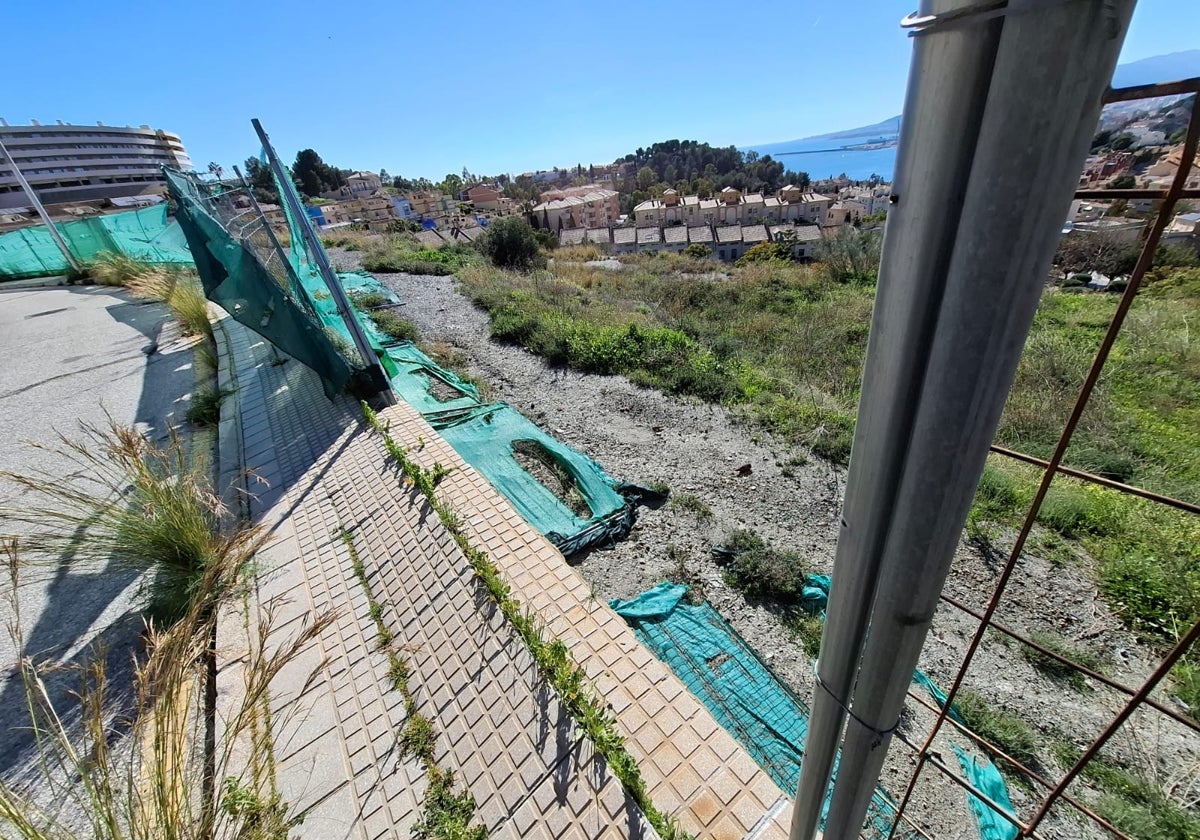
left=684, top=243, right=712, bottom=259
left=636, top=166, right=658, bottom=190
left=1110, top=133, right=1135, bottom=151
left=243, top=157, right=280, bottom=204
left=1109, top=174, right=1136, bottom=189
left=292, top=149, right=344, bottom=198
left=481, top=216, right=545, bottom=271
left=440, top=173, right=464, bottom=196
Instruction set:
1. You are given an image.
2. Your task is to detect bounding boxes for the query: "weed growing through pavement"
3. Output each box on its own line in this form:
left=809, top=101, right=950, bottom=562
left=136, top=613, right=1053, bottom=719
left=362, top=403, right=692, bottom=840
left=336, top=526, right=485, bottom=840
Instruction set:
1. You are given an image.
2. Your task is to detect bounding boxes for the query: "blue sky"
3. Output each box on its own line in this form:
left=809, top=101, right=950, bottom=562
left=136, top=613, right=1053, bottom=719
left=4, top=1, right=1197, bottom=180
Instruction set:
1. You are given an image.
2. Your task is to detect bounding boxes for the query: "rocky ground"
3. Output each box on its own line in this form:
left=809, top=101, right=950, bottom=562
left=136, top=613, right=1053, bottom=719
left=330, top=249, right=1199, bottom=840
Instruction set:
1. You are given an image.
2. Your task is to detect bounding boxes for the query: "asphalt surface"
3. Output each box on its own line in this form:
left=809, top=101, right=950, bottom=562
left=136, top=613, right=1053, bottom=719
left=0, top=284, right=196, bottom=782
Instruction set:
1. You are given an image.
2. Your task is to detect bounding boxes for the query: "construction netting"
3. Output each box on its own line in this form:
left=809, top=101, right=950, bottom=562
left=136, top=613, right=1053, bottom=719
left=611, top=583, right=907, bottom=840
left=166, top=157, right=645, bottom=555
left=612, top=572, right=1018, bottom=840
left=0, top=204, right=193, bottom=280
left=164, top=168, right=363, bottom=398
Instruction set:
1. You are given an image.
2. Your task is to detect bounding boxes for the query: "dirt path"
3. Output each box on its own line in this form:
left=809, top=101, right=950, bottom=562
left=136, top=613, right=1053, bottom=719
left=332, top=250, right=1198, bottom=839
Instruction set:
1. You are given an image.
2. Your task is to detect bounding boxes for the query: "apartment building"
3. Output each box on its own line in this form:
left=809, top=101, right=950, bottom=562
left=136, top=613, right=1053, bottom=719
left=530, top=188, right=620, bottom=230
left=634, top=186, right=832, bottom=228
left=0, top=119, right=192, bottom=209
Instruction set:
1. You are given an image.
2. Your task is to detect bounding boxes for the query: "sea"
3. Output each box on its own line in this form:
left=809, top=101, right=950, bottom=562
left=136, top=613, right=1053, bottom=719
left=747, top=136, right=898, bottom=182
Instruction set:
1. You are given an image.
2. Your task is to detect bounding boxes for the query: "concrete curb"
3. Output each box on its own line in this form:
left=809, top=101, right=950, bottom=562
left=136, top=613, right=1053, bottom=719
left=212, top=310, right=247, bottom=521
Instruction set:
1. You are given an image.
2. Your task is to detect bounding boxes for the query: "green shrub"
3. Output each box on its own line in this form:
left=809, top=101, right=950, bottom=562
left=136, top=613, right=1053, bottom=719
left=369, top=309, right=420, bottom=343
left=480, top=217, right=545, bottom=271
left=669, top=493, right=712, bottom=519
left=684, top=243, right=712, bottom=259
left=717, top=529, right=809, bottom=602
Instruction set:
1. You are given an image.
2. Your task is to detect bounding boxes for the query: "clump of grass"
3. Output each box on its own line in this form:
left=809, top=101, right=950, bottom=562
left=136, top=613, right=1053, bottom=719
left=369, top=309, right=420, bottom=343
left=0, top=426, right=320, bottom=840
left=716, top=529, right=809, bottom=602
left=350, top=290, right=390, bottom=310
left=95, top=255, right=214, bottom=342
left=785, top=611, right=824, bottom=658
left=398, top=713, right=438, bottom=764
left=511, top=439, right=591, bottom=518
left=1035, top=481, right=1113, bottom=538
left=1, top=420, right=260, bottom=624
left=1053, top=742, right=1200, bottom=840
left=88, top=251, right=149, bottom=286
left=662, top=545, right=706, bottom=604
left=187, top=386, right=234, bottom=427
left=669, top=492, right=712, bottom=520
left=1021, top=631, right=1106, bottom=691
left=411, top=767, right=486, bottom=840
left=955, top=689, right=1039, bottom=774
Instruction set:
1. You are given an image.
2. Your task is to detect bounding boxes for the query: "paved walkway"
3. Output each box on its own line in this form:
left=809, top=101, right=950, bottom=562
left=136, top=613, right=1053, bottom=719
left=214, top=313, right=794, bottom=839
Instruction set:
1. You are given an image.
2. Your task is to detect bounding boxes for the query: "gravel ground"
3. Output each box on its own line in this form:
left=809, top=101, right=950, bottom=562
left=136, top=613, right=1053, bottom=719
left=332, top=250, right=1200, bottom=839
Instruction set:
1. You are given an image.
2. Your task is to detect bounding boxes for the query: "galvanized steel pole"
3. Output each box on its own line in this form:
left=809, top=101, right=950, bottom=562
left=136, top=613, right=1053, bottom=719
left=0, top=136, right=83, bottom=273
left=789, top=1, right=1003, bottom=835
left=791, top=1, right=1136, bottom=838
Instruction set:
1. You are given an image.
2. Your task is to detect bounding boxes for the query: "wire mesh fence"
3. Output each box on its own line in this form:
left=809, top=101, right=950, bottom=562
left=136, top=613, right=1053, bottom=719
left=876, top=76, right=1200, bottom=840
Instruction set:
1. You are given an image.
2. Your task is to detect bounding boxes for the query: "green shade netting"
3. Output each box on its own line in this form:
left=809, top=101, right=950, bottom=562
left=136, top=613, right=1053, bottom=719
left=911, top=673, right=1019, bottom=840
left=610, top=582, right=904, bottom=840
left=613, top=578, right=1017, bottom=840
left=165, top=168, right=357, bottom=398
left=0, top=205, right=193, bottom=280
left=436, top=403, right=635, bottom=556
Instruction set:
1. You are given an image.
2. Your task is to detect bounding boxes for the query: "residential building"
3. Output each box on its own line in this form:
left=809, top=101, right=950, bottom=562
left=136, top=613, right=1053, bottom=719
left=530, top=188, right=620, bottom=230
left=828, top=199, right=870, bottom=226
left=1072, top=217, right=1146, bottom=243
left=0, top=119, right=192, bottom=210
left=538, top=183, right=610, bottom=202
left=1079, top=151, right=1135, bottom=186
left=1163, top=211, right=1200, bottom=246
left=460, top=183, right=502, bottom=208
left=322, top=170, right=383, bottom=200
left=838, top=185, right=892, bottom=215
left=317, top=195, right=397, bottom=231
left=558, top=222, right=823, bottom=262
left=633, top=186, right=831, bottom=228
left=1145, top=145, right=1200, bottom=190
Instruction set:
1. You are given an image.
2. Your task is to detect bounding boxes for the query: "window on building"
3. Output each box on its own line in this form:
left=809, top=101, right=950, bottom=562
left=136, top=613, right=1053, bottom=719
left=719, top=249, right=726, bottom=260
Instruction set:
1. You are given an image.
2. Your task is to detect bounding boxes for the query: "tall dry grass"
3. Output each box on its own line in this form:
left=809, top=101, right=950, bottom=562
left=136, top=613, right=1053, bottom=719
left=0, top=423, right=330, bottom=839
left=89, top=253, right=213, bottom=342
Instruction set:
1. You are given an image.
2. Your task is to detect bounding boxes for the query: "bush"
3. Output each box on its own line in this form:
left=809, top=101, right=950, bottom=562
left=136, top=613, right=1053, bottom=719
left=480, top=217, right=545, bottom=271
left=684, top=243, right=713, bottom=260
left=717, top=529, right=809, bottom=602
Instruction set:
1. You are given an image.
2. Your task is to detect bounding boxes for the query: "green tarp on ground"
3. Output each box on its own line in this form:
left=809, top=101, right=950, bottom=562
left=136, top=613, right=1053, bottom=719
left=0, top=204, right=193, bottom=280
left=611, top=582, right=904, bottom=839
left=612, top=576, right=1018, bottom=840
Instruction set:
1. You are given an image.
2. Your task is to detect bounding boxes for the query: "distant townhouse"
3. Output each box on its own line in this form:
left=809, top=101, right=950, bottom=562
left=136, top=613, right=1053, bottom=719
left=322, top=170, right=383, bottom=201
left=838, top=185, right=892, bottom=215
left=828, top=199, right=869, bottom=226
left=634, top=186, right=831, bottom=228
left=559, top=222, right=823, bottom=262
left=530, top=188, right=620, bottom=230
left=1080, top=151, right=1134, bottom=186
left=1145, top=145, right=1200, bottom=190
left=317, top=194, right=397, bottom=230
left=458, top=183, right=517, bottom=217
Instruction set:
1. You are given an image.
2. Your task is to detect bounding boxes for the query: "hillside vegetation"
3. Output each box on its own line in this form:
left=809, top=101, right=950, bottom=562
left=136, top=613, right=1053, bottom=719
left=457, top=252, right=1200, bottom=714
